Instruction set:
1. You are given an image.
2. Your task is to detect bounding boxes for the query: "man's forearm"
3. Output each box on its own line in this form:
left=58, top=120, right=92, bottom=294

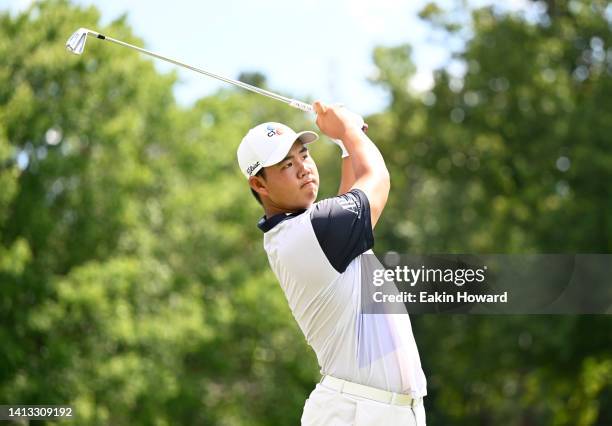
left=338, top=156, right=356, bottom=195
left=341, top=127, right=390, bottom=228
left=342, top=128, right=388, bottom=181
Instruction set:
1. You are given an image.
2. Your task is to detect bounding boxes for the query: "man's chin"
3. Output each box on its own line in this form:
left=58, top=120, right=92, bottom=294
left=305, top=187, right=318, bottom=202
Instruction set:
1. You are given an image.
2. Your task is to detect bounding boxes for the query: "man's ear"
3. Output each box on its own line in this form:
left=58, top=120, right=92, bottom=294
left=249, top=175, right=269, bottom=198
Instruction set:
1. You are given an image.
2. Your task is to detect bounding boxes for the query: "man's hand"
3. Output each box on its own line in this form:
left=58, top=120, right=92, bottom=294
left=313, top=101, right=365, bottom=140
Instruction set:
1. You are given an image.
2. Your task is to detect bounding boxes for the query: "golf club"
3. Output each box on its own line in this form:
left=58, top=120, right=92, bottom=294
left=65, top=27, right=314, bottom=113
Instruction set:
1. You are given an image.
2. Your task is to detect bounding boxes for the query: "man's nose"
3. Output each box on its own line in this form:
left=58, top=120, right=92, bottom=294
left=297, top=159, right=311, bottom=177
left=295, top=158, right=305, bottom=172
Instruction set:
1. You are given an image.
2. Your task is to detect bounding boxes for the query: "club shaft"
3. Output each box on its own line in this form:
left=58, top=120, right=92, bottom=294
left=96, top=34, right=314, bottom=112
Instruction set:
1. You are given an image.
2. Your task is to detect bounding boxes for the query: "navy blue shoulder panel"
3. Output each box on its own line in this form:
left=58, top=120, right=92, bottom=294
left=309, top=189, right=374, bottom=273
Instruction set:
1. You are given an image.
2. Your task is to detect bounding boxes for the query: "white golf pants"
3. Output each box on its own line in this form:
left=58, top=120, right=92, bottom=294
left=301, top=383, right=426, bottom=426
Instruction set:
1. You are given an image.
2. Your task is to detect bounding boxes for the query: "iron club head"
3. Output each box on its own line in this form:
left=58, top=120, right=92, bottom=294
left=65, top=27, right=89, bottom=55
left=66, top=27, right=104, bottom=55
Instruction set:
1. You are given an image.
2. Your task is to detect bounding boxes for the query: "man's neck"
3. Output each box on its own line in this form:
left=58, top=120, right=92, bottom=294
left=263, top=203, right=309, bottom=219
left=263, top=205, right=295, bottom=218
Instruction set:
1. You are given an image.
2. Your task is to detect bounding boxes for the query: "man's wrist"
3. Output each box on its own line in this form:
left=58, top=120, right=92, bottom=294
left=339, top=126, right=364, bottom=144
left=333, top=138, right=350, bottom=158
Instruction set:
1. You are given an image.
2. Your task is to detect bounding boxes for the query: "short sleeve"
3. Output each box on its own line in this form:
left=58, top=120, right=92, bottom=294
left=310, top=189, right=374, bottom=273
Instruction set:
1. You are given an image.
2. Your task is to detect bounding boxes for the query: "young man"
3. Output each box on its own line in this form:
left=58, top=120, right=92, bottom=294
left=237, top=102, right=427, bottom=425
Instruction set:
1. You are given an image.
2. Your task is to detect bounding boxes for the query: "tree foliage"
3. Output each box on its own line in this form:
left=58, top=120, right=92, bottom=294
left=367, top=1, right=612, bottom=424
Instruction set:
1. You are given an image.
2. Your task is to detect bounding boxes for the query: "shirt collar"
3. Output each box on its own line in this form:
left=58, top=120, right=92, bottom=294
left=257, top=210, right=306, bottom=233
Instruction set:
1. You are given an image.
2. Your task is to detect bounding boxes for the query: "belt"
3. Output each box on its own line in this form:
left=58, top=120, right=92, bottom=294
left=320, top=375, right=422, bottom=408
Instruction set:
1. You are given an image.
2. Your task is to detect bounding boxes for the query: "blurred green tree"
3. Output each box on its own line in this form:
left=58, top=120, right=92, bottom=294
left=367, top=1, right=612, bottom=425
left=0, top=1, right=332, bottom=424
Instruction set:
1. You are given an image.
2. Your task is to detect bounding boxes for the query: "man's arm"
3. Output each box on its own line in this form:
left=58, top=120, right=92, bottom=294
left=338, top=156, right=356, bottom=195
left=314, top=101, right=390, bottom=228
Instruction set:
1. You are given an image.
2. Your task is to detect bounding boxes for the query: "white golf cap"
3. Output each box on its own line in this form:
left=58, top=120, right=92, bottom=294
left=237, top=122, right=318, bottom=178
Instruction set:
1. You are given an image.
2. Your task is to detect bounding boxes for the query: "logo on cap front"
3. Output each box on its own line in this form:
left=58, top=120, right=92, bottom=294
left=266, top=124, right=284, bottom=138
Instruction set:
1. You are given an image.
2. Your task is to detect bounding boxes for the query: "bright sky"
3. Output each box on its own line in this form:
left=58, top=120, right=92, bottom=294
left=4, top=0, right=529, bottom=115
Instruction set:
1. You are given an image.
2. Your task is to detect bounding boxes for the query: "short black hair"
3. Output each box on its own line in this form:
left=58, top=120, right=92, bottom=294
left=250, top=168, right=266, bottom=205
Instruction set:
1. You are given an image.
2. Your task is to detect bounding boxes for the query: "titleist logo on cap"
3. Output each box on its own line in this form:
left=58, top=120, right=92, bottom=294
left=246, top=161, right=261, bottom=176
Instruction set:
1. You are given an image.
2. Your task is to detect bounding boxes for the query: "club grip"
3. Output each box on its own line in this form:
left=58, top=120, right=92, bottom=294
left=289, top=100, right=314, bottom=113
left=295, top=100, right=368, bottom=132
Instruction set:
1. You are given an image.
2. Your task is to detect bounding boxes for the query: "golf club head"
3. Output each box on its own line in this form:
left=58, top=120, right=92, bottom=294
left=65, top=28, right=90, bottom=55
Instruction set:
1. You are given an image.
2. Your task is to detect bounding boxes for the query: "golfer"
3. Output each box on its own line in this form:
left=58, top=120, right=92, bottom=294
left=237, top=101, right=427, bottom=425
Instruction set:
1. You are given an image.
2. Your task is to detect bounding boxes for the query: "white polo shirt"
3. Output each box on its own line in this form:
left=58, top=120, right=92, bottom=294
left=258, top=189, right=427, bottom=398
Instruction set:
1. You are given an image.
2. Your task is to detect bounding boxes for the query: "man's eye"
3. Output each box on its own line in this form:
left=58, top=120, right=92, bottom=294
left=284, top=162, right=292, bottom=169
left=302, top=153, right=309, bottom=159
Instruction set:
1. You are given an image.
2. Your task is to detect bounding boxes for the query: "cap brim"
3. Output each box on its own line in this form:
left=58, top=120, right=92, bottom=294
left=262, top=131, right=319, bottom=167
left=296, top=130, right=318, bottom=145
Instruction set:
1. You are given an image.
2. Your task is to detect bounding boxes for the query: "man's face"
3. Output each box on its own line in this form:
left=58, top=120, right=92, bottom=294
left=252, top=141, right=319, bottom=211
